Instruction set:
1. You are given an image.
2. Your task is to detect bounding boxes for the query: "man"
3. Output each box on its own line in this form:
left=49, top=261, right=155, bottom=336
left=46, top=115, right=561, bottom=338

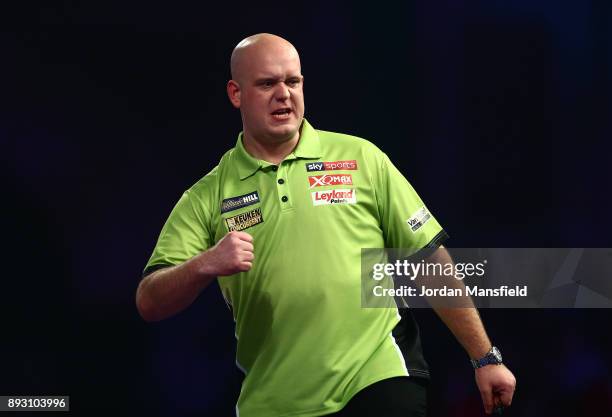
left=136, top=33, right=516, bottom=416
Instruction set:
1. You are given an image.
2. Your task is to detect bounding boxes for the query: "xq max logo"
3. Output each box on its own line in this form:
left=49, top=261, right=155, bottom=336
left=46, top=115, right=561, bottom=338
left=308, top=174, right=353, bottom=188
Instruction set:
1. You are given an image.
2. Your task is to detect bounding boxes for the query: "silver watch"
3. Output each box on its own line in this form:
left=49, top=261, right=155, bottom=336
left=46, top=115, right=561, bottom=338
left=471, top=346, right=503, bottom=369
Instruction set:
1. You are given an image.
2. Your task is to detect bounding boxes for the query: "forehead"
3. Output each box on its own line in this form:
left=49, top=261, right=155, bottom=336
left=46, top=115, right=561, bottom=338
left=243, top=44, right=301, bottom=79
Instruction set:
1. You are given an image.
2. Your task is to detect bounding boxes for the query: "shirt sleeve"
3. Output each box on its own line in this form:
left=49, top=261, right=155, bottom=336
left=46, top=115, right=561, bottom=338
left=376, top=152, right=448, bottom=249
left=142, top=189, right=212, bottom=277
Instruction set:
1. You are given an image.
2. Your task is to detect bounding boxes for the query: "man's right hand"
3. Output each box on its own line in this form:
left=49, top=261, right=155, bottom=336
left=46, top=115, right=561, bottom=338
left=136, top=231, right=254, bottom=321
left=199, top=231, right=254, bottom=276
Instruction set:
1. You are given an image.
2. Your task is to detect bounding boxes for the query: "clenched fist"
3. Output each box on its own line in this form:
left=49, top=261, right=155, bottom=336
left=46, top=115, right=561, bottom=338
left=475, top=364, right=516, bottom=414
left=198, top=231, right=254, bottom=276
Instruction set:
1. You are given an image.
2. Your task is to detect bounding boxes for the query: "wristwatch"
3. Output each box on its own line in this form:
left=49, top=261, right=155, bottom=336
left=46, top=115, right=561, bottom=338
left=471, top=346, right=503, bottom=369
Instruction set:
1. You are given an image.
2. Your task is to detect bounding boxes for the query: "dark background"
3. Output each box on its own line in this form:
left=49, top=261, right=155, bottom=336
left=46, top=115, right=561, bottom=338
left=1, top=1, right=611, bottom=416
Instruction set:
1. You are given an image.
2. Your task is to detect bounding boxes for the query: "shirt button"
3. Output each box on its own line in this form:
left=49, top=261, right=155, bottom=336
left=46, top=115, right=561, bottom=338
left=281, top=196, right=288, bottom=202
left=272, top=166, right=278, bottom=171
left=277, top=178, right=285, bottom=184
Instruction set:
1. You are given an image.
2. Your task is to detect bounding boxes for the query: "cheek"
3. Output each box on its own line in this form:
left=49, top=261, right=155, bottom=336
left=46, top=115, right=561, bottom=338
left=246, top=98, right=267, bottom=116
left=292, top=93, right=304, bottom=106
left=296, top=97, right=305, bottom=113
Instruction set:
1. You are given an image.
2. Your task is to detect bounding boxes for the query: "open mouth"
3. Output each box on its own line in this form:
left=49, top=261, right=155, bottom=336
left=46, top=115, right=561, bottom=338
left=271, top=108, right=292, bottom=120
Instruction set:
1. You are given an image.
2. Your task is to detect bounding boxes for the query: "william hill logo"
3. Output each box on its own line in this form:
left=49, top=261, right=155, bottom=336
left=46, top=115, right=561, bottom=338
left=221, top=191, right=260, bottom=213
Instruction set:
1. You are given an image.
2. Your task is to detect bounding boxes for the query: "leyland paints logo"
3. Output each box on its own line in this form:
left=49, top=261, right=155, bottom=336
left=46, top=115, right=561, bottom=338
left=407, top=206, right=431, bottom=232
left=306, top=160, right=358, bottom=172
left=308, top=174, right=353, bottom=188
left=311, top=188, right=357, bottom=206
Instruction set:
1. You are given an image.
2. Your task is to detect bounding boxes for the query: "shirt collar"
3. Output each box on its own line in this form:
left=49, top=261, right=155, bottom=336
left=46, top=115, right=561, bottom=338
left=234, top=118, right=322, bottom=180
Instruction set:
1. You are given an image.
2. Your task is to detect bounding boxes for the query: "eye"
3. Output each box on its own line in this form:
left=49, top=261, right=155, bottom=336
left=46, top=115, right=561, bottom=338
left=286, top=78, right=301, bottom=87
left=258, top=80, right=275, bottom=89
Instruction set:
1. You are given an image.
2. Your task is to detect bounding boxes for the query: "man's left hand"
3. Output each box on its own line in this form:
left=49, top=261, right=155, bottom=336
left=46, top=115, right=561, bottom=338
left=475, top=364, right=516, bottom=414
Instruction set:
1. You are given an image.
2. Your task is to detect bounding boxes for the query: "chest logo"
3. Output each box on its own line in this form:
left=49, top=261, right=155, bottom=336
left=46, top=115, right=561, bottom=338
left=221, top=191, right=260, bottom=214
left=311, top=188, right=357, bottom=206
left=308, top=174, right=353, bottom=188
left=306, top=160, right=358, bottom=172
left=225, top=207, right=264, bottom=232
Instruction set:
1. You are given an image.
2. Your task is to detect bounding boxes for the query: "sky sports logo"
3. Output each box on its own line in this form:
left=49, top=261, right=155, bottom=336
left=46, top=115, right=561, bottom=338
left=311, top=188, right=356, bottom=206
left=221, top=191, right=260, bottom=213
left=306, top=160, right=358, bottom=172
left=308, top=174, right=353, bottom=188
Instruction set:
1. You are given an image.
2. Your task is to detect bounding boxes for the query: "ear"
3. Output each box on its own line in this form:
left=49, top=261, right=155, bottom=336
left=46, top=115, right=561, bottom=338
left=227, top=80, right=241, bottom=108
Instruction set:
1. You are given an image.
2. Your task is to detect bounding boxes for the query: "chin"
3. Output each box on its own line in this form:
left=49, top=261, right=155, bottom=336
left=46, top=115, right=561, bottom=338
left=268, top=124, right=299, bottom=141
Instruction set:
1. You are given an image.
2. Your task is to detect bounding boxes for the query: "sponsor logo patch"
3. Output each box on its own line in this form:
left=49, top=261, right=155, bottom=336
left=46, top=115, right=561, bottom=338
left=311, top=188, right=357, bottom=206
left=308, top=174, right=353, bottom=188
left=225, top=207, right=264, bottom=231
left=407, top=206, right=431, bottom=232
left=306, top=160, right=358, bottom=172
left=221, top=191, right=260, bottom=214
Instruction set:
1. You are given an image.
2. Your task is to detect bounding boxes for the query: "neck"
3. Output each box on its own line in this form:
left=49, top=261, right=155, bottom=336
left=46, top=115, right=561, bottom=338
left=242, top=131, right=300, bottom=165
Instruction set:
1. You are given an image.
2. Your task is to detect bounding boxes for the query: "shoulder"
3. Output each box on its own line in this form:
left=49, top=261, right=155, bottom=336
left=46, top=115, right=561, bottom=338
left=316, top=128, right=387, bottom=162
left=185, top=147, right=234, bottom=202
left=316, top=128, right=378, bottom=149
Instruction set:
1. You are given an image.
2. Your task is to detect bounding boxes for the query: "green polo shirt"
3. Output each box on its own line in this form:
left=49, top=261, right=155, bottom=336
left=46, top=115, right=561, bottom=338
left=144, top=119, right=447, bottom=417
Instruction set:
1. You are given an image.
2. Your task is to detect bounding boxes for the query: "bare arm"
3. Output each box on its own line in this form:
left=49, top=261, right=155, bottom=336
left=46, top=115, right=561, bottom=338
left=136, top=231, right=254, bottom=322
left=422, top=246, right=516, bottom=414
left=423, top=247, right=492, bottom=357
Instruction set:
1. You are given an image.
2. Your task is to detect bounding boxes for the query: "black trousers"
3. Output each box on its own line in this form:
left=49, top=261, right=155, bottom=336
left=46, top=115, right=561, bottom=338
left=331, top=377, right=428, bottom=417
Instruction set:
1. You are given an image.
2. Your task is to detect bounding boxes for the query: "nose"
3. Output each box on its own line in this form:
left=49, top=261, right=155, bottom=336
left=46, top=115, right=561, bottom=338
left=274, top=82, right=291, bottom=101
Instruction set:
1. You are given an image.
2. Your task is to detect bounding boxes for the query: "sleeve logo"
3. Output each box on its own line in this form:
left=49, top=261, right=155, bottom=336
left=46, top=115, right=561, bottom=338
left=306, top=160, right=358, bottom=172
left=221, top=191, right=260, bottom=213
left=407, top=206, right=432, bottom=232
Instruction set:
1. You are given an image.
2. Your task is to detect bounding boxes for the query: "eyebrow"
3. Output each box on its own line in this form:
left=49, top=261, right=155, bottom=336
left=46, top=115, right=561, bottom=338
left=253, top=75, right=302, bottom=84
left=254, top=77, right=280, bottom=84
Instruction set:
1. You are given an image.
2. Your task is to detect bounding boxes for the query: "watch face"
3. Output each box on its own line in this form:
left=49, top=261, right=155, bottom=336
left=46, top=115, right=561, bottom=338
left=491, top=347, right=502, bottom=363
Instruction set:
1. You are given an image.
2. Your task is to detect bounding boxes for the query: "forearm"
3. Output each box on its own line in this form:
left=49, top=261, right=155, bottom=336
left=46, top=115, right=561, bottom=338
left=418, top=247, right=515, bottom=413
left=433, top=307, right=491, bottom=359
left=137, top=231, right=254, bottom=322
left=423, top=247, right=492, bottom=359
left=136, top=252, right=216, bottom=322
